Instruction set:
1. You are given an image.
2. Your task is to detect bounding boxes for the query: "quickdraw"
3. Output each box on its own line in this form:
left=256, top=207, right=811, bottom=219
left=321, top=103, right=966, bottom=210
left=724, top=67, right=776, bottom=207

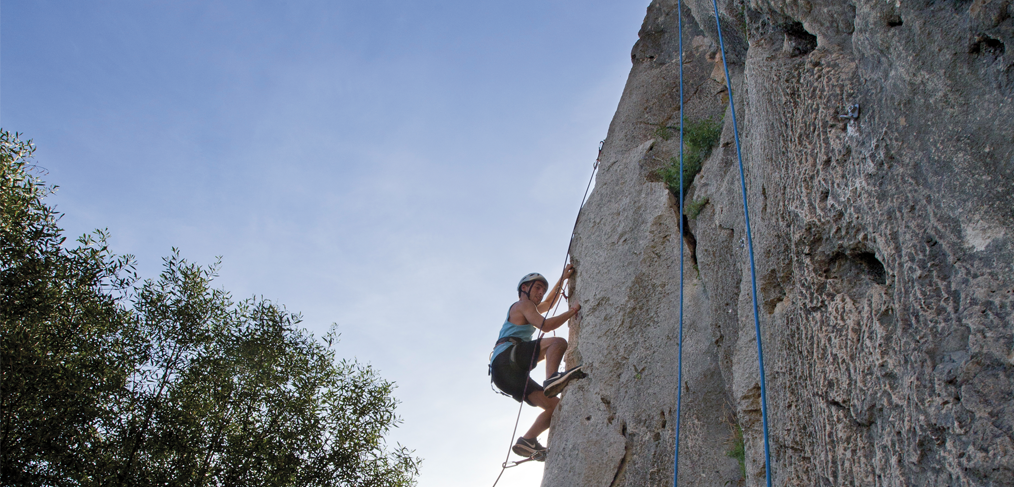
left=502, top=449, right=548, bottom=468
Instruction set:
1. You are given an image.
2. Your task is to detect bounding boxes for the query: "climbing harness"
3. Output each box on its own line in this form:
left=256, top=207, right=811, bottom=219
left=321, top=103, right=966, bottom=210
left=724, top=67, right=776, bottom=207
left=488, top=335, right=534, bottom=399
left=489, top=143, right=602, bottom=487
left=670, top=2, right=773, bottom=486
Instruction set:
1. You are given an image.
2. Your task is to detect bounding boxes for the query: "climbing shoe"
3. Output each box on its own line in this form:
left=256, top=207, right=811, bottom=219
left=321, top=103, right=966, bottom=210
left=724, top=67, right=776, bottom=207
left=512, top=437, right=548, bottom=461
left=543, top=365, right=587, bottom=398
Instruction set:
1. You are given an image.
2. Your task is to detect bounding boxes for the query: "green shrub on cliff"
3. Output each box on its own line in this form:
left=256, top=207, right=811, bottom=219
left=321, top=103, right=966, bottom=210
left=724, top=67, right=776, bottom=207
left=686, top=197, right=709, bottom=219
left=660, top=117, right=723, bottom=198
left=654, top=123, right=674, bottom=141
left=726, top=423, right=746, bottom=478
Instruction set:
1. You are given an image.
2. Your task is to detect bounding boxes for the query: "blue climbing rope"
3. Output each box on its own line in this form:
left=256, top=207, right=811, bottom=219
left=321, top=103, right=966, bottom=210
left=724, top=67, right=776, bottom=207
left=671, top=0, right=686, bottom=486
left=709, top=1, right=774, bottom=485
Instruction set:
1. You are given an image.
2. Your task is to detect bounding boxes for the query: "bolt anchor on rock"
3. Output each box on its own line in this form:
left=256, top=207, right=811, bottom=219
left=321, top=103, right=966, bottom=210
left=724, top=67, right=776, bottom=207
left=838, top=103, right=860, bottom=120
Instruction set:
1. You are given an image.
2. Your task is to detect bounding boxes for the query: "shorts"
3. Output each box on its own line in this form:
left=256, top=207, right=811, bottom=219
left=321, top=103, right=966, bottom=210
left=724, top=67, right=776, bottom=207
left=490, top=339, right=543, bottom=406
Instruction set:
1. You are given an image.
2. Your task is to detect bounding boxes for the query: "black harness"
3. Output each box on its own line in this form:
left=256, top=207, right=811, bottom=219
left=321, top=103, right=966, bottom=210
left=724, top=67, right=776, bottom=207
left=495, top=337, right=524, bottom=366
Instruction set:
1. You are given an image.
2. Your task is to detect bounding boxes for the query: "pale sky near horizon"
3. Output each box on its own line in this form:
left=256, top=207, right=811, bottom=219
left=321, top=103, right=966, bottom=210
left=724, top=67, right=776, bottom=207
left=1, top=1, right=649, bottom=485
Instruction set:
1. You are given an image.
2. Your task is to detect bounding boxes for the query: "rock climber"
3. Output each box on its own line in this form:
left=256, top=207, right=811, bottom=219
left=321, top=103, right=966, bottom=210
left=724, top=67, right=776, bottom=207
left=490, top=264, right=586, bottom=461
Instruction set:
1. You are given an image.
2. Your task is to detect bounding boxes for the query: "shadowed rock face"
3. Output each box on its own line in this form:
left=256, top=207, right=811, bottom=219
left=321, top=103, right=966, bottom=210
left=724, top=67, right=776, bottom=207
left=543, top=1, right=1013, bottom=486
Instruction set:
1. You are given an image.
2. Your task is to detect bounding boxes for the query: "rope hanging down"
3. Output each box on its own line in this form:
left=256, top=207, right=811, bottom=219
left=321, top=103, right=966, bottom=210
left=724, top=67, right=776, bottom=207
left=490, top=144, right=601, bottom=487
left=671, top=2, right=773, bottom=486
left=671, top=0, right=687, bottom=485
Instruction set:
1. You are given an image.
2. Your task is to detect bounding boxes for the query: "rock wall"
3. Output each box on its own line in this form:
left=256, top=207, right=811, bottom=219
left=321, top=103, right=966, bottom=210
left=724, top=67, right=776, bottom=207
left=544, top=1, right=1013, bottom=485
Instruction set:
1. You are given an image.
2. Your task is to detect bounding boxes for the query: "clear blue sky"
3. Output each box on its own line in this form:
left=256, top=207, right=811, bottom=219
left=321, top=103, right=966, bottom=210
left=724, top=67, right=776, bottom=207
left=1, top=1, right=648, bottom=485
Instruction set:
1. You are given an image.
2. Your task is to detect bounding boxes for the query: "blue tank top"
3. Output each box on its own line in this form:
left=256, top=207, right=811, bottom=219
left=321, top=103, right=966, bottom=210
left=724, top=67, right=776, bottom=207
left=491, top=305, right=537, bottom=363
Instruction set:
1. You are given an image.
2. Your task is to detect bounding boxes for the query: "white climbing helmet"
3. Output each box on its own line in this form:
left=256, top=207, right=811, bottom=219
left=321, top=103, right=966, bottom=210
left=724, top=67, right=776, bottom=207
left=517, top=273, right=549, bottom=292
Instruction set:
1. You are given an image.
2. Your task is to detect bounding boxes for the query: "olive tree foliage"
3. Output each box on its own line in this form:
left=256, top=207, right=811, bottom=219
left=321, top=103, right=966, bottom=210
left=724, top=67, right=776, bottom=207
left=116, top=257, right=420, bottom=487
left=1, top=130, right=137, bottom=485
left=1, top=130, right=420, bottom=487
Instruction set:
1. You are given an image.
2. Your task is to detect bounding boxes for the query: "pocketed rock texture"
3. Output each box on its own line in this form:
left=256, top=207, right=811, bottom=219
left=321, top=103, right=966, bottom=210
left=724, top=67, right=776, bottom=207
left=544, top=1, right=1013, bottom=486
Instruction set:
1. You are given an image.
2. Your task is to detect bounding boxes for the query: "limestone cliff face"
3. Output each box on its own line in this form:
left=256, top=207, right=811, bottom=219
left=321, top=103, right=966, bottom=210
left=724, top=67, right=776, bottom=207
left=544, top=1, right=1013, bottom=485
